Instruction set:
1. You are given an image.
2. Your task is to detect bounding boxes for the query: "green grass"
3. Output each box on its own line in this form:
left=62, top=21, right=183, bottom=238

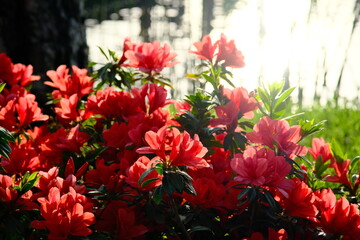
left=294, top=105, right=360, bottom=159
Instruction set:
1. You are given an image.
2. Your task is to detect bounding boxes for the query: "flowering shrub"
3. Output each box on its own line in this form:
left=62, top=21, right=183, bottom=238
left=0, top=36, right=359, bottom=240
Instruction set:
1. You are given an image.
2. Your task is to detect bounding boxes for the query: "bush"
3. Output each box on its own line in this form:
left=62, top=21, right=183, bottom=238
left=0, top=35, right=358, bottom=240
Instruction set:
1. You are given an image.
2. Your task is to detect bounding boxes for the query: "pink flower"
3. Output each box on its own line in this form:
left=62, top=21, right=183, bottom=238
left=137, top=126, right=209, bottom=168
left=123, top=40, right=178, bottom=73
left=216, top=33, right=245, bottom=68
left=231, top=146, right=294, bottom=196
left=246, top=116, right=307, bottom=159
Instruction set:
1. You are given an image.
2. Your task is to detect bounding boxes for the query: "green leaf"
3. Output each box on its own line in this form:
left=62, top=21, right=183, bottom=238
left=88, top=61, right=97, bottom=68
left=184, top=182, right=197, bottom=195
left=138, top=167, right=156, bottom=187
left=98, top=46, right=109, bottom=61
left=263, top=189, right=277, bottom=209
left=0, top=83, right=6, bottom=92
left=331, top=139, right=347, bottom=163
left=153, top=185, right=164, bottom=204
left=189, top=226, right=214, bottom=235
left=274, top=87, right=295, bottom=110
left=141, top=178, right=160, bottom=187
left=237, top=188, right=250, bottom=200
left=186, top=73, right=201, bottom=79
left=0, top=127, right=15, bottom=142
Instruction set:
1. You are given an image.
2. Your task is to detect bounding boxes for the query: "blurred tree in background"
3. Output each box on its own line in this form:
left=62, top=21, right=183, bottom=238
left=0, top=0, right=88, bottom=112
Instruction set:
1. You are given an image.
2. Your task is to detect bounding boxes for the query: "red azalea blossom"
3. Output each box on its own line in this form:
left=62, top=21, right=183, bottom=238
left=281, top=178, right=319, bottom=223
left=182, top=176, right=225, bottom=209
left=189, top=35, right=217, bottom=61
left=54, top=94, right=83, bottom=126
left=0, top=174, right=19, bottom=203
left=211, top=87, right=258, bottom=131
left=85, top=158, right=126, bottom=194
left=308, top=138, right=335, bottom=166
left=0, top=174, right=37, bottom=210
left=243, top=228, right=288, bottom=240
left=246, top=116, right=307, bottom=159
left=324, top=159, right=352, bottom=188
left=137, top=126, right=209, bottom=168
left=84, top=86, right=142, bottom=121
left=118, top=37, right=136, bottom=64
left=123, top=40, right=178, bottom=73
left=31, top=187, right=95, bottom=240
left=131, top=83, right=170, bottom=115
left=1, top=140, right=41, bottom=175
left=0, top=91, right=48, bottom=131
left=126, top=156, right=162, bottom=191
left=45, top=65, right=93, bottom=99
left=0, top=53, right=40, bottom=87
left=231, top=146, right=294, bottom=196
left=216, top=33, right=245, bottom=68
left=95, top=202, right=148, bottom=240
left=315, top=188, right=360, bottom=239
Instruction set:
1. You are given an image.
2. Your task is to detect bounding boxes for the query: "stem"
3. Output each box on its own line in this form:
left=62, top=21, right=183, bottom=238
left=248, top=200, right=258, bottom=237
left=170, top=197, right=192, bottom=240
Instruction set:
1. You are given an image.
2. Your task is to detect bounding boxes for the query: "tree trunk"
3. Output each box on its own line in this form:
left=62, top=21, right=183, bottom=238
left=0, top=0, right=88, bottom=111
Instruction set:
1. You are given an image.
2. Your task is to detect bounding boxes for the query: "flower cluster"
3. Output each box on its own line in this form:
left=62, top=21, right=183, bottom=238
left=0, top=35, right=358, bottom=240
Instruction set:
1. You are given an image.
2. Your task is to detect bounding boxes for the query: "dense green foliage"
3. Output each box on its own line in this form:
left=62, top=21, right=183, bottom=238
left=295, top=105, right=360, bottom=158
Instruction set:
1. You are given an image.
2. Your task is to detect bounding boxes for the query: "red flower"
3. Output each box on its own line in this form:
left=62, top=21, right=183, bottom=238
left=0, top=174, right=37, bottom=210
left=0, top=174, right=18, bottom=203
left=126, top=156, right=162, bottom=191
left=246, top=116, right=307, bottom=159
left=85, top=158, right=126, bottom=194
left=54, top=94, right=83, bottom=126
left=281, top=178, right=318, bottom=222
left=103, top=121, right=131, bottom=149
left=31, top=187, right=95, bottom=240
left=315, top=188, right=360, bottom=239
left=231, top=146, right=294, bottom=196
left=95, top=202, right=148, bottom=240
left=308, top=138, right=335, bottom=165
left=45, top=65, right=93, bottom=99
left=244, top=228, right=288, bottom=240
left=123, top=40, right=178, bottom=73
left=211, top=87, right=258, bottom=131
left=38, top=125, right=89, bottom=166
left=0, top=92, right=48, bottom=131
left=324, top=159, right=351, bottom=187
left=131, top=83, right=170, bottom=115
left=84, top=86, right=141, bottom=121
left=118, top=37, right=136, bottom=64
left=216, top=33, right=245, bottom=68
left=137, top=126, right=209, bottom=168
left=0, top=53, right=14, bottom=85
left=0, top=53, right=40, bottom=87
left=189, top=35, right=217, bottom=62
left=1, top=140, right=41, bottom=175
left=182, top=177, right=225, bottom=209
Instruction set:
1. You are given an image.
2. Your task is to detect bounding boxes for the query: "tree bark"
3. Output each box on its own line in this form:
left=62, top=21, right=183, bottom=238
left=0, top=0, right=88, bottom=111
